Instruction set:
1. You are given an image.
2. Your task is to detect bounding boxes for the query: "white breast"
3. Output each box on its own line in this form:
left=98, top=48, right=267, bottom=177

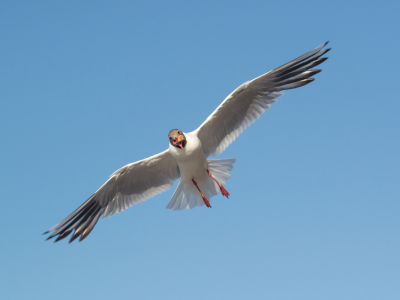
left=169, top=132, right=208, bottom=184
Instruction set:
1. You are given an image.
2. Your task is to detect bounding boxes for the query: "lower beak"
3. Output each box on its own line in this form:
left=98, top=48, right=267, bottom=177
left=177, top=135, right=184, bottom=149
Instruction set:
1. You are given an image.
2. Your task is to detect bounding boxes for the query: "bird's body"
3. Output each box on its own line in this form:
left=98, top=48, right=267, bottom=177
left=169, top=131, right=207, bottom=185
left=167, top=131, right=233, bottom=209
left=45, top=42, right=330, bottom=243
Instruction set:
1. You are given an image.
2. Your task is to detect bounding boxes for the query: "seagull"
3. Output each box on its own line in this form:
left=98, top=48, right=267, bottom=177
left=45, top=42, right=330, bottom=243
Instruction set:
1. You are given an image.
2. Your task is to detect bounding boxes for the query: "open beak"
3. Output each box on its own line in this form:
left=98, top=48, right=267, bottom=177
left=174, top=135, right=184, bottom=149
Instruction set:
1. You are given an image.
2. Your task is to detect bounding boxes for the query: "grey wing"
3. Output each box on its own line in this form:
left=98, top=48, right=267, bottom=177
left=45, top=149, right=180, bottom=243
left=195, top=42, right=330, bottom=157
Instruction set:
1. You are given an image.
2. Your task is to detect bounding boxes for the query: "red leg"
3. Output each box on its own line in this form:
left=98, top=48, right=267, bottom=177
left=192, top=179, right=211, bottom=208
left=207, top=170, right=230, bottom=198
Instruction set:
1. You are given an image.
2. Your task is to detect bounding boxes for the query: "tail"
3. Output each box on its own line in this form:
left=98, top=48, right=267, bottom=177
left=166, top=158, right=236, bottom=211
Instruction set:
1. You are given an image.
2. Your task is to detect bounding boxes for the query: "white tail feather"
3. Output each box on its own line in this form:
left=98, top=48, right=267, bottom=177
left=166, top=158, right=236, bottom=211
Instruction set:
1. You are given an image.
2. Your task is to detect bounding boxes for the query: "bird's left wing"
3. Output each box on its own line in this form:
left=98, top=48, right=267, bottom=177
left=195, top=42, right=330, bottom=157
left=45, top=149, right=180, bottom=243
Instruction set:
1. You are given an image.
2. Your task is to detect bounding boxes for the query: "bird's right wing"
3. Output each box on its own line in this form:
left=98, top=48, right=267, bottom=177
left=45, top=149, right=180, bottom=243
left=195, top=42, right=330, bottom=157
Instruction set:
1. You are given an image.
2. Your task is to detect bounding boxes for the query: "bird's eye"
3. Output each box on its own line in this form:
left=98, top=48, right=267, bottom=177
left=178, top=131, right=181, bottom=135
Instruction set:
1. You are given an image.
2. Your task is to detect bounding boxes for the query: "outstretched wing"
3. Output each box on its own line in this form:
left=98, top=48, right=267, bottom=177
left=45, top=149, right=180, bottom=243
left=195, top=42, right=330, bottom=157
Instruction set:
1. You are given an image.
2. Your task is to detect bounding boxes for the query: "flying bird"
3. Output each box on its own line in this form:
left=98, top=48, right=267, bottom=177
left=45, top=42, right=330, bottom=243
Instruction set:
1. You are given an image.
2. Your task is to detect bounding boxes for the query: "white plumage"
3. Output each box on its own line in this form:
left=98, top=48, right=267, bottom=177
left=45, top=42, right=330, bottom=242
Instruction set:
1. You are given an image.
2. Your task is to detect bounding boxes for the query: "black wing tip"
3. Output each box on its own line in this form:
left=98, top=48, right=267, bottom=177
left=298, top=78, right=315, bottom=87
left=296, top=78, right=315, bottom=89
left=69, top=227, right=85, bottom=243
left=44, top=222, right=99, bottom=244
left=311, top=69, right=322, bottom=75
left=69, top=236, right=78, bottom=243
left=44, top=227, right=77, bottom=243
left=320, top=48, right=331, bottom=57
left=44, top=197, right=103, bottom=244
left=318, top=57, right=329, bottom=63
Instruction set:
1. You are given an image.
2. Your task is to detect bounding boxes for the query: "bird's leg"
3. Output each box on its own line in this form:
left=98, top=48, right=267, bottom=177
left=192, top=179, right=211, bottom=208
left=207, top=170, right=230, bottom=198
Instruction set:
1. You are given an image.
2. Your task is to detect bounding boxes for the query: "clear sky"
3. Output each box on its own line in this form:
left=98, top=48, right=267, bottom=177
left=1, top=1, right=399, bottom=299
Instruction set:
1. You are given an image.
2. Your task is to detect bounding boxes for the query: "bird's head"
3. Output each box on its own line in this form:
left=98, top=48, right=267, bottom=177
left=168, top=129, right=187, bottom=149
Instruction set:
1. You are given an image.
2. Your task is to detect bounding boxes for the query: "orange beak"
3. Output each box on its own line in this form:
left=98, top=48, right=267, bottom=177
left=177, top=135, right=184, bottom=149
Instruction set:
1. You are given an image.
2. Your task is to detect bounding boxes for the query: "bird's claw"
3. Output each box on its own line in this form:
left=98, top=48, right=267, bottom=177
left=203, top=196, right=212, bottom=208
left=220, top=186, right=230, bottom=198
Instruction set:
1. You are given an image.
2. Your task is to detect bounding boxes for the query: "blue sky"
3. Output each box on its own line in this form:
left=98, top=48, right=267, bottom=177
left=1, top=1, right=399, bottom=299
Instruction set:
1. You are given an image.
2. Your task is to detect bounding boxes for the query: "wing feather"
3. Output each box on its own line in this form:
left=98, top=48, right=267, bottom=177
left=195, top=42, right=330, bottom=157
left=45, top=149, right=180, bottom=242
